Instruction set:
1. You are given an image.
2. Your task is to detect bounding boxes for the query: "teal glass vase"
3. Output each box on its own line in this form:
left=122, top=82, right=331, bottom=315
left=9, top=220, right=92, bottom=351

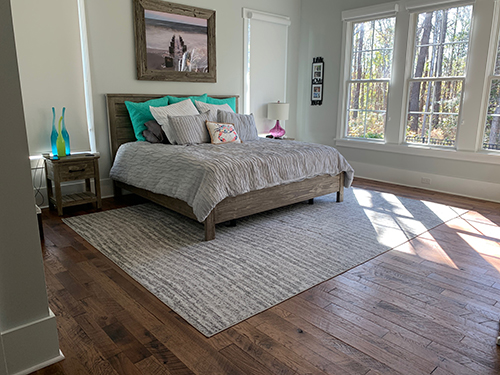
left=61, top=107, right=70, bottom=155
left=50, top=107, right=58, bottom=158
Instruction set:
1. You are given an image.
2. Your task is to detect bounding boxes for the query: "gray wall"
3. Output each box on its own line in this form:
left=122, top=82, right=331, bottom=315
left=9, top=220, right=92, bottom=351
left=298, top=0, right=500, bottom=202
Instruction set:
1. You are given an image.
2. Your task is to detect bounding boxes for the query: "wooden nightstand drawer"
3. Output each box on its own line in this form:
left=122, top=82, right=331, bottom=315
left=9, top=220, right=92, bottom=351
left=58, top=161, right=95, bottom=181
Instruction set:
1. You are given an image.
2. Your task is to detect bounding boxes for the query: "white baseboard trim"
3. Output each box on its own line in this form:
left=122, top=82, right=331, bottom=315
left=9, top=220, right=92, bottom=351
left=350, top=161, right=500, bottom=203
left=9, top=351, right=64, bottom=375
left=1, top=309, right=64, bottom=375
left=35, top=177, right=115, bottom=209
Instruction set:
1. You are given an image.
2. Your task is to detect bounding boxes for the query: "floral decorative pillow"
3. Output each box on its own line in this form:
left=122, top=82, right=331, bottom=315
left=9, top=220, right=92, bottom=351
left=206, top=121, right=241, bottom=144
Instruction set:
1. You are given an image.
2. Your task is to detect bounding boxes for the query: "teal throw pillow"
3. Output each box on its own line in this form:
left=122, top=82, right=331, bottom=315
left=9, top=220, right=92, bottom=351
left=206, top=96, right=237, bottom=112
left=125, top=96, right=169, bottom=142
left=167, top=94, right=208, bottom=106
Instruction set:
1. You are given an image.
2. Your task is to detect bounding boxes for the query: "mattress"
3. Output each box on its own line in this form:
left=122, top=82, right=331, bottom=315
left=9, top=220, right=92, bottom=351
left=109, top=138, right=354, bottom=221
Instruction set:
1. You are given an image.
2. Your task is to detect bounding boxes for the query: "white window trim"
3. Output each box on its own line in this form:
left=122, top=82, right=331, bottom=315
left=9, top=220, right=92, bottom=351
left=338, top=11, right=398, bottom=142
left=406, top=0, right=475, bottom=13
left=337, top=0, right=500, bottom=161
left=77, top=0, right=96, bottom=153
left=477, top=0, right=500, bottom=152
left=335, top=137, right=500, bottom=165
left=342, top=2, right=399, bottom=22
left=242, top=8, right=290, bottom=115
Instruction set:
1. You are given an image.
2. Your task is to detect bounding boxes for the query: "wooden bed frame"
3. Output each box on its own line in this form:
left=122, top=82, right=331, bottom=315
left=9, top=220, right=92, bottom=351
left=106, top=93, right=344, bottom=241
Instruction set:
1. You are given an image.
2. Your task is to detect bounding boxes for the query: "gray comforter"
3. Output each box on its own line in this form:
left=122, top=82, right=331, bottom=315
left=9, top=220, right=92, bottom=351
left=110, top=139, right=354, bottom=222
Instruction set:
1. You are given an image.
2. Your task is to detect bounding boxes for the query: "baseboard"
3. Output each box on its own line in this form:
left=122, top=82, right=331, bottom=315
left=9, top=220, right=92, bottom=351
left=1, top=309, right=64, bottom=375
left=350, top=161, right=500, bottom=203
left=35, top=177, right=115, bottom=209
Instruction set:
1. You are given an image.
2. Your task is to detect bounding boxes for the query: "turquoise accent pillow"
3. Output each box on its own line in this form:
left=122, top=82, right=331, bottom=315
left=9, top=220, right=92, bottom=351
left=125, top=96, right=169, bottom=142
left=206, top=96, right=237, bottom=112
left=167, top=94, right=208, bottom=106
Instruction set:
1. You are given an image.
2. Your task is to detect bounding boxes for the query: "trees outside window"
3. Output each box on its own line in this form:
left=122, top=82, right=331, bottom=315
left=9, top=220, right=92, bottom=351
left=483, top=33, right=500, bottom=150
left=346, top=17, right=395, bottom=139
left=405, top=5, right=472, bottom=147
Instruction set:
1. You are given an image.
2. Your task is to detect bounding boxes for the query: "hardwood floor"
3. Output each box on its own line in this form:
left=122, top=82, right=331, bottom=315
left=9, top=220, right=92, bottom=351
left=32, top=178, right=500, bottom=375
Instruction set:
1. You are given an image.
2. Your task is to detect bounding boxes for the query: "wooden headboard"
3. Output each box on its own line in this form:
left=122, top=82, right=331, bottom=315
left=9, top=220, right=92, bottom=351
left=105, top=94, right=239, bottom=161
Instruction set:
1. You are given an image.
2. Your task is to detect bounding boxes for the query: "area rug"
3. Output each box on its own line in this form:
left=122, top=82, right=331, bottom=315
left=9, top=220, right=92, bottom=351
left=62, top=188, right=467, bottom=337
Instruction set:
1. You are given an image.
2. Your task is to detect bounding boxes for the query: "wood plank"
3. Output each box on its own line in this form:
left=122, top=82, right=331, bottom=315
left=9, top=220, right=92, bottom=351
left=228, top=321, right=327, bottom=375
left=250, top=308, right=400, bottom=375
left=220, top=344, right=275, bottom=375
left=278, top=297, right=439, bottom=375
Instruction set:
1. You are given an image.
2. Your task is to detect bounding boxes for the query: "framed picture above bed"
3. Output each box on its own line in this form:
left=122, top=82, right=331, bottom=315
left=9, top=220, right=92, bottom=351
left=133, top=0, right=216, bottom=82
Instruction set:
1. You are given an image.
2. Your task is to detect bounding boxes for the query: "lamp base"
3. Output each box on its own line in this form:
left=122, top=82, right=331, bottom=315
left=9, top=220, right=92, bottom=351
left=269, top=120, right=286, bottom=138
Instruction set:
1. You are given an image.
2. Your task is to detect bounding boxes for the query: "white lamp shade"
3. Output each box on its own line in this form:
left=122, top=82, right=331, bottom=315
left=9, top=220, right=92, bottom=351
left=267, top=102, right=289, bottom=121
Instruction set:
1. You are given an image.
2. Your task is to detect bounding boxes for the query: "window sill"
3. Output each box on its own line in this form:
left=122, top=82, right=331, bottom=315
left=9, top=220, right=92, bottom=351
left=334, top=138, right=500, bottom=165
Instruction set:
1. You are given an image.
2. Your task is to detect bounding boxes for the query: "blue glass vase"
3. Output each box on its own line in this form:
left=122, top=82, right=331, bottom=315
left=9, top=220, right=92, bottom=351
left=50, top=107, right=58, bottom=158
left=61, top=107, right=70, bottom=155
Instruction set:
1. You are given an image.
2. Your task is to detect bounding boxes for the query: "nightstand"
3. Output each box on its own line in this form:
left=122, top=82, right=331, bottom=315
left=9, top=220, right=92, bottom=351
left=44, top=153, right=102, bottom=215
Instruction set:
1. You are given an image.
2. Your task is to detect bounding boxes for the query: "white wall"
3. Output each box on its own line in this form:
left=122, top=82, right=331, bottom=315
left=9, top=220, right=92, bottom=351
left=298, top=0, right=500, bottom=202
left=0, top=1, right=62, bottom=373
left=11, top=0, right=90, bottom=156
left=83, top=0, right=301, bottom=191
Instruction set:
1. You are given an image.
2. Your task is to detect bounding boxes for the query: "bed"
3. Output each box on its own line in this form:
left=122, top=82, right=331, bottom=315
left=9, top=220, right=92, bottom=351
left=106, top=94, right=353, bottom=241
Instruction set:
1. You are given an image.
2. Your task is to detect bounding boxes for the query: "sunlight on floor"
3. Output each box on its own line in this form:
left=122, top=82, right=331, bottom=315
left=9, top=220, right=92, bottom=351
left=353, top=188, right=374, bottom=208
left=422, top=200, right=467, bottom=221
left=394, top=236, right=459, bottom=269
left=458, top=232, right=500, bottom=259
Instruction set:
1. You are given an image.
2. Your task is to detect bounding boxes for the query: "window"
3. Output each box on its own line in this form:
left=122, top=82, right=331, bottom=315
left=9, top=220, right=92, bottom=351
left=346, top=17, right=396, bottom=140
left=405, top=5, right=473, bottom=147
left=483, top=30, right=500, bottom=150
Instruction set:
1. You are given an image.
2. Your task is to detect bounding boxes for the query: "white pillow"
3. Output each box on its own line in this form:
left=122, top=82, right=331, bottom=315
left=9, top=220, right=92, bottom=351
left=206, top=121, right=241, bottom=144
left=150, top=100, right=200, bottom=143
left=195, top=100, right=233, bottom=119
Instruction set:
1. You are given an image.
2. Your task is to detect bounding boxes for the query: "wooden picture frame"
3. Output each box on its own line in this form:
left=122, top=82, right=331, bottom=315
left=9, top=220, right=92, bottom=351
left=133, top=0, right=216, bottom=82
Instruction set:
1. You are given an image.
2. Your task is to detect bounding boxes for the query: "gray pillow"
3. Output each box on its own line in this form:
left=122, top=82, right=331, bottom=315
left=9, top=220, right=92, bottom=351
left=166, top=111, right=214, bottom=145
left=142, top=120, right=169, bottom=144
left=217, top=110, right=259, bottom=141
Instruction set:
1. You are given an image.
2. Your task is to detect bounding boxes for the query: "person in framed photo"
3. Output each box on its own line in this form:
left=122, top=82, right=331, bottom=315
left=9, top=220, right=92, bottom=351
left=312, top=84, right=323, bottom=101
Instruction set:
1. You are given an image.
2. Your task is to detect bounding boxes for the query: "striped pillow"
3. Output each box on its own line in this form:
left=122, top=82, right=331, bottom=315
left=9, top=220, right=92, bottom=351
left=150, top=99, right=200, bottom=143
left=166, top=112, right=215, bottom=145
left=217, top=110, right=259, bottom=141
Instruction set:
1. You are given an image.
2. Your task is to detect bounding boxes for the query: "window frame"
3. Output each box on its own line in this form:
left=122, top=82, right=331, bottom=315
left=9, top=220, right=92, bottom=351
left=340, top=14, right=398, bottom=142
left=402, top=4, right=474, bottom=149
left=478, top=1, right=500, bottom=152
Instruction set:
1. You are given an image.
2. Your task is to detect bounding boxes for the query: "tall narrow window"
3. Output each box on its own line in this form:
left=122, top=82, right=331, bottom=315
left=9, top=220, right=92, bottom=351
left=483, top=31, right=500, bottom=150
left=346, top=17, right=395, bottom=140
left=405, top=5, right=472, bottom=147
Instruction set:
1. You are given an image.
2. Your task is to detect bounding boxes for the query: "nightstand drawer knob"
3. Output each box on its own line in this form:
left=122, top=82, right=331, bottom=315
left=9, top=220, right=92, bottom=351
left=69, top=168, right=86, bottom=173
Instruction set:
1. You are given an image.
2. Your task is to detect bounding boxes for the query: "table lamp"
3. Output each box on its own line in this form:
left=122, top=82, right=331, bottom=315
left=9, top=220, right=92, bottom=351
left=267, top=101, right=289, bottom=138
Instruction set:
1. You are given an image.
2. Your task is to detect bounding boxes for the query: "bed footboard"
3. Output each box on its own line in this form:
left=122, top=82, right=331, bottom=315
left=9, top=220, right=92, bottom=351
left=115, top=172, right=344, bottom=242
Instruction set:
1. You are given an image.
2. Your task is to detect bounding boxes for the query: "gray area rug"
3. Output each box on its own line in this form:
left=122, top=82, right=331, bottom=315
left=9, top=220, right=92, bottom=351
left=63, top=188, right=467, bottom=337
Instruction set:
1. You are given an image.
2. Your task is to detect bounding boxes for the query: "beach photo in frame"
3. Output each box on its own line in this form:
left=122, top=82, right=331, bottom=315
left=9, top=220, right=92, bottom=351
left=133, top=0, right=216, bottom=82
left=312, top=84, right=323, bottom=101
